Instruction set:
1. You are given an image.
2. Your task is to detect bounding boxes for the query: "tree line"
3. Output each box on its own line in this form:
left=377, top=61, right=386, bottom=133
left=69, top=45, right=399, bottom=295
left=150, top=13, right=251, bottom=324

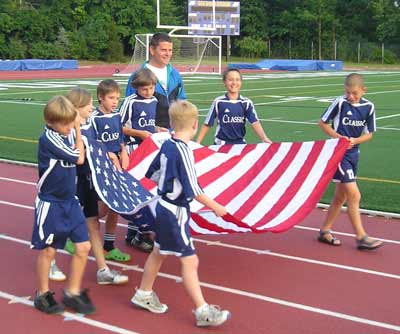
left=1, top=0, right=399, bottom=63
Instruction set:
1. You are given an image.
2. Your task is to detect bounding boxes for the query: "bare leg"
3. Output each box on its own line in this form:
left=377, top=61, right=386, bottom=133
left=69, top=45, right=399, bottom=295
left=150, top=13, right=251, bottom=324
left=37, top=247, right=56, bottom=294
left=67, top=241, right=91, bottom=295
left=180, top=254, right=206, bottom=309
left=139, top=247, right=166, bottom=291
left=342, top=182, right=366, bottom=239
left=86, top=217, right=107, bottom=270
left=321, top=183, right=347, bottom=232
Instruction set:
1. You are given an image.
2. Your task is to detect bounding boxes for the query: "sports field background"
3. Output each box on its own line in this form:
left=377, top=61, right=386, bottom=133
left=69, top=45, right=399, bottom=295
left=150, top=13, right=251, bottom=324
left=0, top=71, right=399, bottom=213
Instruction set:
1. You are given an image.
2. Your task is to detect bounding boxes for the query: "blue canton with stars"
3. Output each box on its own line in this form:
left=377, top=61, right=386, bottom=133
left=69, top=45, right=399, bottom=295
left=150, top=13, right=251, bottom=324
left=81, top=126, right=155, bottom=214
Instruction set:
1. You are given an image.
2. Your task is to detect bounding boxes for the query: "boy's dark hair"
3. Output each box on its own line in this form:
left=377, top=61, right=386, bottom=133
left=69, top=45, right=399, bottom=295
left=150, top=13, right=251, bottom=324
left=222, top=67, right=242, bottom=81
left=150, top=32, right=172, bottom=48
left=97, top=79, right=120, bottom=102
left=131, top=68, right=157, bottom=89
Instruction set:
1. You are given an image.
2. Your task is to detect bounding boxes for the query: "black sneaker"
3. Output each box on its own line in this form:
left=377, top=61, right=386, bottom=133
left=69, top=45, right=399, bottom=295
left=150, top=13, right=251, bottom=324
left=130, top=232, right=154, bottom=253
left=62, top=289, right=96, bottom=314
left=34, top=291, right=65, bottom=314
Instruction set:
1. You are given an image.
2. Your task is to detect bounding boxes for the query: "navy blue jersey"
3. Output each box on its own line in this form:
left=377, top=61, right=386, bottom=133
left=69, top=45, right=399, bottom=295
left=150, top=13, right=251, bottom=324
left=320, top=96, right=376, bottom=152
left=37, top=126, right=80, bottom=201
left=91, top=108, right=123, bottom=153
left=119, top=94, right=157, bottom=145
left=204, top=94, right=259, bottom=144
left=145, top=138, right=204, bottom=207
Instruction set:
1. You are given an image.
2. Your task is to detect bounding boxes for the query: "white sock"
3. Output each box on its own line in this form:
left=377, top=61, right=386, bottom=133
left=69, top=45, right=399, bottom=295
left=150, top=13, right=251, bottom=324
left=136, top=289, right=152, bottom=297
left=196, top=303, right=208, bottom=315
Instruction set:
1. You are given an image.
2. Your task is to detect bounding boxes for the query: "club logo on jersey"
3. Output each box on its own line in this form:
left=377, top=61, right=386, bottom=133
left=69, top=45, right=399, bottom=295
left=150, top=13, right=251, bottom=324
left=222, top=114, right=245, bottom=124
left=138, top=117, right=155, bottom=128
left=140, top=111, right=147, bottom=117
left=346, top=111, right=353, bottom=116
left=342, top=117, right=366, bottom=127
left=104, top=124, right=110, bottom=129
left=101, top=132, right=120, bottom=142
left=224, top=108, right=230, bottom=113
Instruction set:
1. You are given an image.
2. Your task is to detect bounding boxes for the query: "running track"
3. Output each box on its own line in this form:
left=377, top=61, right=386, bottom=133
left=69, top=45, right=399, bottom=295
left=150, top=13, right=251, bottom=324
left=0, top=161, right=399, bottom=334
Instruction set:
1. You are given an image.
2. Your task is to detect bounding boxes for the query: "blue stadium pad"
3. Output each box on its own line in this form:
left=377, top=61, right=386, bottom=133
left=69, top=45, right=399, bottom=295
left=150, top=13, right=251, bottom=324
left=0, top=59, right=78, bottom=71
left=229, top=59, right=343, bottom=71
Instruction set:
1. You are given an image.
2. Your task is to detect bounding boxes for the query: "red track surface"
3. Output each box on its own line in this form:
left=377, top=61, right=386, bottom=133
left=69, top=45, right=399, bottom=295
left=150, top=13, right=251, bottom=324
left=0, top=64, right=124, bottom=80
left=1, top=161, right=399, bottom=334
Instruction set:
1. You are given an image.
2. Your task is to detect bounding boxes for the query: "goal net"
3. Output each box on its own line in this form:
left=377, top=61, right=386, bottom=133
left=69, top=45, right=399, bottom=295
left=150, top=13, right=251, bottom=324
left=115, top=33, right=222, bottom=76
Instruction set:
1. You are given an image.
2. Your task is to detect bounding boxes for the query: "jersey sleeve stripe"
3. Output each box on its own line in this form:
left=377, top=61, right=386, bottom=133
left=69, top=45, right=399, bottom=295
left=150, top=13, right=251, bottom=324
left=176, top=142, right=203, bottom=196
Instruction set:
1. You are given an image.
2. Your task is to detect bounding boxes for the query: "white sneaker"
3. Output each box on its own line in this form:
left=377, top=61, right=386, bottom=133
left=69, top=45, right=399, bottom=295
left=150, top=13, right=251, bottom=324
left=97, top=267, right=129, bottom=285
left=131, top=290, right=168, bottom=313
left=195, top=304, right=231, bottom=327
left=49, top=260, right=66, bottom=282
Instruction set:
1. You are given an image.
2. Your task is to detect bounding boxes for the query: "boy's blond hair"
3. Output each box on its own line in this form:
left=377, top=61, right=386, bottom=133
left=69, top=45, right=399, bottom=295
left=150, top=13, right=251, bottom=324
left=66, top=87, right=92, bottom=109
left=44, top=95, right=77, bottom=125
left=131, top=68, right=157, bottom=89
left=345, top=73, right=364, bottom=88
left=97, top=79, right=120, bottom=102
left=169, top=100, right=198, bottom=131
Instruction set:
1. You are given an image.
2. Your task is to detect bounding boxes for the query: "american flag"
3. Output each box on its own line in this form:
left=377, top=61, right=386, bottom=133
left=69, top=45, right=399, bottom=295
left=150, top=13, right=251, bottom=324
left=127, top=133, right=349, bottom=235
left=81, top=129, right=156, bottom=215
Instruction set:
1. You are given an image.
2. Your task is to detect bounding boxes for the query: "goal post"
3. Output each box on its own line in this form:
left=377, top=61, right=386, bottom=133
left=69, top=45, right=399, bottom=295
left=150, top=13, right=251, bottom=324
left=115, top=33, right=222, bottom=77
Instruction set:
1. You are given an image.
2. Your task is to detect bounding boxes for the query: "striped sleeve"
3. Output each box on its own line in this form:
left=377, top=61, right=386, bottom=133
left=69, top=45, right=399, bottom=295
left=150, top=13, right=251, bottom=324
left=321, top=97, right=341, bottom=123
left=44, top=130, right=80, bottom=164
left=176, top=142, right=204, bottom=197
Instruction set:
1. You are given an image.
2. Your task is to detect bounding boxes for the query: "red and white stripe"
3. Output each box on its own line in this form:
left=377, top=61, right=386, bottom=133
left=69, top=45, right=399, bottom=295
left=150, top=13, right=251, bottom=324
left=127, top=133, right=348, bottom=235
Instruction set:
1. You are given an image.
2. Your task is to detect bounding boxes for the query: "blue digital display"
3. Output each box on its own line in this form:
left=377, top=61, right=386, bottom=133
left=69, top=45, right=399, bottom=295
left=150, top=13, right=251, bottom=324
left=188, top=1, right=240, bottom=36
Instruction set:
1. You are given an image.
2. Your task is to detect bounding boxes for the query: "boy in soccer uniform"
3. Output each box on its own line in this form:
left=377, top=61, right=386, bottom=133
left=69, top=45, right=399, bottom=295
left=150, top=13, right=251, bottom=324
left=131, top=100, right=231, bottom=327
left=318, top=73, right=383, bottom=250
left=64, top=87, right=129, bottom=285
left=120, top=68, right=167, bottom=252
left=32, top=96, right=95, bottom=314
left=91, top=79, right=131, bottom=262
left=197, top=68, right=271, bottom=145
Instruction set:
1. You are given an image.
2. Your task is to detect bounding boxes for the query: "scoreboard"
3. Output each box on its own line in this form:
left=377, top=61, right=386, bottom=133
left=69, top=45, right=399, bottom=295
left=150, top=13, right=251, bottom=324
left=188, top=1, right=240, bottom=36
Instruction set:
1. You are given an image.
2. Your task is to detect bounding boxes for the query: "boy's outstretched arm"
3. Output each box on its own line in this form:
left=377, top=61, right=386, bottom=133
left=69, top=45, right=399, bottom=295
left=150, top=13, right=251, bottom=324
left=196, top=124, right=211, bottom=144
left=251, top=121, right=272, bottom=143
left=195, top=193, right=227, bottom=217
left=120, top=144, right=129, bottom=170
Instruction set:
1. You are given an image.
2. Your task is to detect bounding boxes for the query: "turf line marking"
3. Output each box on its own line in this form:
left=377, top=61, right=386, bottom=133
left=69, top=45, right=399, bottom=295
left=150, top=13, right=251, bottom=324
left=1, top=199, right=400, bottom=279
left=376, top=113, right=400, bottom=120
left=0, top=136, right=37, bottom=143
left=0, top=291, right=141, bottom=334
left=1, top=235, right=400, bottom=332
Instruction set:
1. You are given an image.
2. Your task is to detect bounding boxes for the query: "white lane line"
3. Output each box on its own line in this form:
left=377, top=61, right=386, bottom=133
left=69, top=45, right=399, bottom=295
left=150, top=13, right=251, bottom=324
left=0, top=177, right=36, bottom=186
left=0, top=290, right=141, bottom=334
left=1, top=199, right=399, bottom=281
left=1, top=234, right=400, bottom=332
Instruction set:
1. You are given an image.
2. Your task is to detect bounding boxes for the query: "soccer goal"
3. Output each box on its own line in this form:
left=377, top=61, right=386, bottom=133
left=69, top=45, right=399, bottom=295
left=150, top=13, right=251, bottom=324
left=115, top=33, right=222, bottom=76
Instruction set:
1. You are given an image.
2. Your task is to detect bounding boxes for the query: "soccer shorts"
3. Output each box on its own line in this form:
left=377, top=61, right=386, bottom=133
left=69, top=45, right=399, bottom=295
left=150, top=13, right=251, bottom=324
left=76, top=173, right=99, bottom=218
left=154, top=199, right=195, bottom=257
left=333, top=150, right=359, bottom=183
left=31, top=196, right=88, bottom=250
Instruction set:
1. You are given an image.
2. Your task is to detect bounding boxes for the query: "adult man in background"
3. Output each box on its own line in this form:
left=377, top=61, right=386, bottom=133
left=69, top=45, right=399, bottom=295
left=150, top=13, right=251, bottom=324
left=125, top=32, right=186, bottom=129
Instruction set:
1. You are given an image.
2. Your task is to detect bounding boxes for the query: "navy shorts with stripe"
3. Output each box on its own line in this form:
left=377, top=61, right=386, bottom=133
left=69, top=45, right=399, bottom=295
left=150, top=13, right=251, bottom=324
left=333, top=150, right=359, bottom=183
left=76, top=173, right=99, bottom=218
left=154, top=199, right=195, bottom=257
left=31, top=196, right=88, bottom=250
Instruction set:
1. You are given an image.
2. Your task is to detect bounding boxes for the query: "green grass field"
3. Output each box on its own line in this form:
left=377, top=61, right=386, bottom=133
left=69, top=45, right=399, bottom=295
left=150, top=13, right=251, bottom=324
left=0, top=70, right=399, bottom=213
